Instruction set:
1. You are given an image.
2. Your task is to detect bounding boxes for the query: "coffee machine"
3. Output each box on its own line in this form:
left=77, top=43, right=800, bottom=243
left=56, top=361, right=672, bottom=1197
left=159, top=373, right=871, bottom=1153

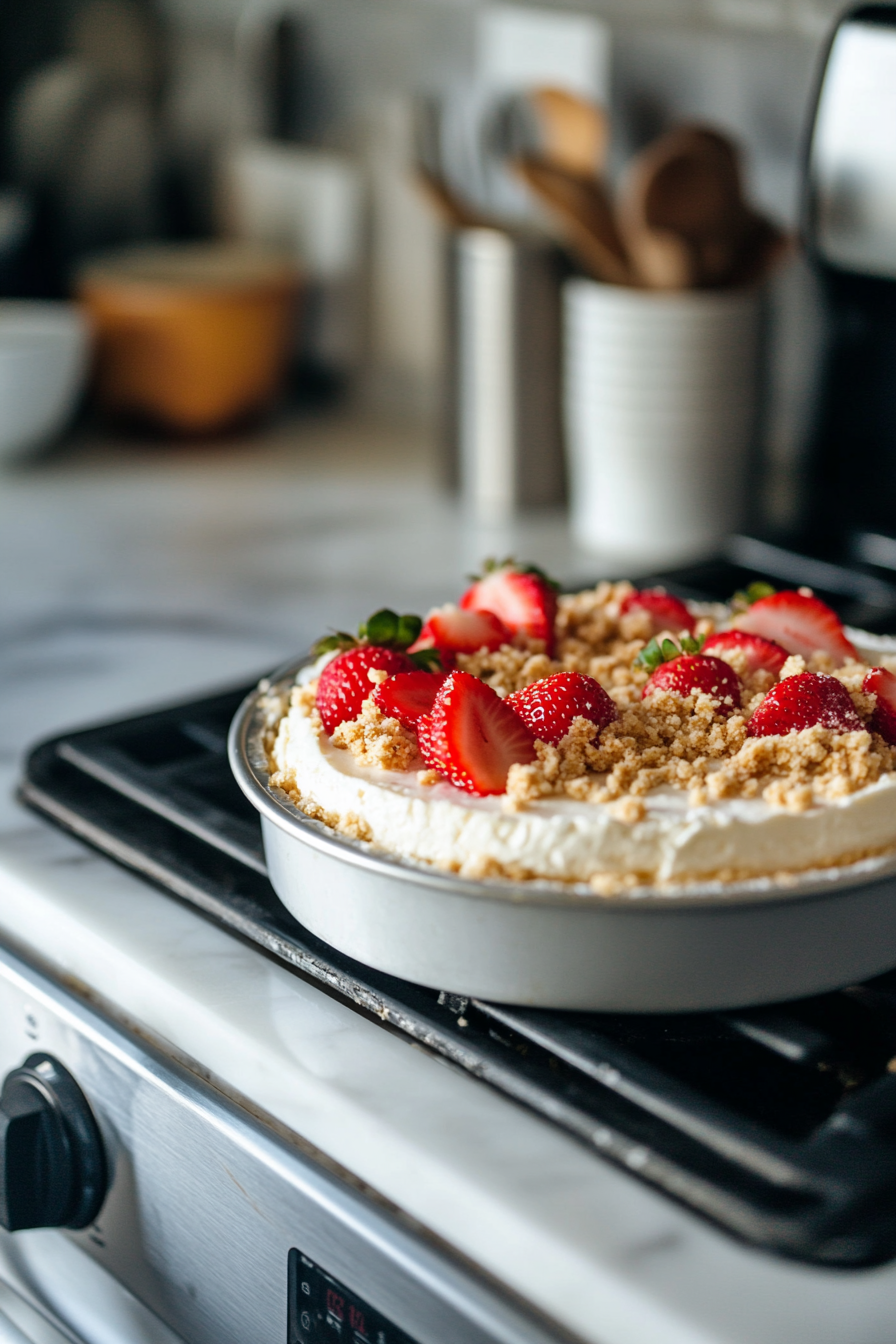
left=803, top=4, right=896, bottom=552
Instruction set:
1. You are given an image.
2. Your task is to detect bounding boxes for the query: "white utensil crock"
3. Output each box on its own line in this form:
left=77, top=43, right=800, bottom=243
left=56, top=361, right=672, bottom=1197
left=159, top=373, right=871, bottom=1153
left=563, top=279, right=761, bottom=566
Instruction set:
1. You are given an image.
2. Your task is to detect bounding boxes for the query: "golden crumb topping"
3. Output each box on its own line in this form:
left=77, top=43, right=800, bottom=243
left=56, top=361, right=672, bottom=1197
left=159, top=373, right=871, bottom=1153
left=332, top=696, right=418, bottom=771
left=279, top=582, right=896, bottom=818
left=503, top=685, right=896, bottom=812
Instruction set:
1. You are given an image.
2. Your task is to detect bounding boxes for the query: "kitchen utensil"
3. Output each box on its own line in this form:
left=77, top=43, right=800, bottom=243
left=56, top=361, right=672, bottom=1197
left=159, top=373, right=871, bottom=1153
left=446, top=225, right=565, bottom=518
left=230, top=650, right=896, bottom=1012
left=75, top=243, right=299, bottom=435
left=513, top=156, right=631, bottom=285
left=563, top=276, right=760, bottom=564
left=526, top=87, right=609, bottom=178
left=0, top=301, right=90, bottom=462
left=616, top=125, right=753, bottom=290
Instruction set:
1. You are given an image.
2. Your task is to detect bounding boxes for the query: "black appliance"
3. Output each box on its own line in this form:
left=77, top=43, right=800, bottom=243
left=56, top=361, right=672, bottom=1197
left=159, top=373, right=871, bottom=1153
left=804, top=4, right=896, bottom=545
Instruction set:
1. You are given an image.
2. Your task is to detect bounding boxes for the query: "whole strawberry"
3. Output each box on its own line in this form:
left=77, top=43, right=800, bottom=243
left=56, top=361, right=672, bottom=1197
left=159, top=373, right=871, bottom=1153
left=417, top=670, right=536, bottom=795
left=507, top=672, right=617, bottom=745
left=642, top=654, right=741, bottom=714
left=317, top=646, right=414, bottom=735
left=313, top=608, right=439, bottom=735
left=619, top=588, right=695, bottom=635
left=863, top=667, right=896, bottom=745
left=747, top=672, right=863, bottom=738
left=459, top=559, right=559, bottom=654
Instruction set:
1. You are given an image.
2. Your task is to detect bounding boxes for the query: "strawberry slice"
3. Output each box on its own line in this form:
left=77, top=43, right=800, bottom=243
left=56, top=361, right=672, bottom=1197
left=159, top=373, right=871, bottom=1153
left=459, top=560, right=558, bottom=654
left=416, top=670, right=536, bottom=795
left=412, top=604, right=511, bottom=656
left=748, top=671, right=863, bottom=737
left=734, top=590, right=857, bottom=665
left=620, top=588, right=696, bottom=634
left=507, top=672, right=617, bottom=745
left=316, top=646, right=414, bottom=735
left=642, top=654, right=741, bottom=715
left=864, top=667, right=896, bottom=745
left=702, top=630, right=788, bottom=675
left=372, top=670, right=449, bottom=728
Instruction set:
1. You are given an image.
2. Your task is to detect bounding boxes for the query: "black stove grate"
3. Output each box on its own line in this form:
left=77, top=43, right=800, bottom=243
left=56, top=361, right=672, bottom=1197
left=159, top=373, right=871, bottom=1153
left=19, top=550, right=896, bottom=1270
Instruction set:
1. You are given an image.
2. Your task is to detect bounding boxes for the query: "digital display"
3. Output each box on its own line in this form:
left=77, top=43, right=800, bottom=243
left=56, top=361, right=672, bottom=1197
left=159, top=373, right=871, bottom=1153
left=288, top=1249, right=419, bottom=1344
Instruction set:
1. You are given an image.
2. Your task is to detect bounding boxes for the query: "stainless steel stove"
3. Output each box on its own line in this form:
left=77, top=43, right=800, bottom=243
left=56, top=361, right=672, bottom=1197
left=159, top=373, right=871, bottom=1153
left=7, top=547, right=896, bottom=1344
left=19, top=682, right=896, bottom=1275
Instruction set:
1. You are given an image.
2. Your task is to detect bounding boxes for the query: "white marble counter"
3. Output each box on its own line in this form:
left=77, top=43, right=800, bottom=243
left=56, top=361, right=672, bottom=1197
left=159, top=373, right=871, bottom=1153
left=3, top=414, right=896, bottom=1344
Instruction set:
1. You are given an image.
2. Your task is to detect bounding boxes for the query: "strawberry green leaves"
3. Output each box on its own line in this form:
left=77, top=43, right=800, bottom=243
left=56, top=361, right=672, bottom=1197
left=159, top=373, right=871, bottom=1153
left=313, top=609, right=442, bottom=670
left=730, top=580, right=775, bottom=613
left=468, top=557, right=561, bottom=593
left=635, top=633, right=704, bottom=672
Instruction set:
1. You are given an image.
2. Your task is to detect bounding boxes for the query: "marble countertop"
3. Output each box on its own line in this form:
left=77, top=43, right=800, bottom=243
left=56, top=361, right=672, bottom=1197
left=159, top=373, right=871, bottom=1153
left=3, top=413, right=896, bottom=1344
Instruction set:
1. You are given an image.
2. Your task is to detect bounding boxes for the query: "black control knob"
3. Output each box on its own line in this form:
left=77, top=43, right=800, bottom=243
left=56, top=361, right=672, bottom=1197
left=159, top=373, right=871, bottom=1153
left=0, top=1053, right=107, bottom=1231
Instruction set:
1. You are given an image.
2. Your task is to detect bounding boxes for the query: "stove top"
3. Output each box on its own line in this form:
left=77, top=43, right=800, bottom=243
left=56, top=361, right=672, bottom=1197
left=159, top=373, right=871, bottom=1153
left=18, top=549, right=896, bottom=1274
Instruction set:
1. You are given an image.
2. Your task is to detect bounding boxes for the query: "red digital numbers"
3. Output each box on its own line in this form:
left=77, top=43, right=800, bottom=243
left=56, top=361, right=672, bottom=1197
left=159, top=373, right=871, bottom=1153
left=348, top=1304, right=367, bottom=1335
left=326, top=1288, right=345, bottom=1321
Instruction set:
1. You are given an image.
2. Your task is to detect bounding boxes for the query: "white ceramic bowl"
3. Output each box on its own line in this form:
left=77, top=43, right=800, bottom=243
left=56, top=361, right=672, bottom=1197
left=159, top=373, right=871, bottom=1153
left=0, top=302, right=90, bottom=462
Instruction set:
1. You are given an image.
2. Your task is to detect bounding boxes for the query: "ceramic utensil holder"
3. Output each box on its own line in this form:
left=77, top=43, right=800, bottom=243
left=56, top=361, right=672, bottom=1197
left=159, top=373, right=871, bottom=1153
left=563, top=278, right=761, bottom=565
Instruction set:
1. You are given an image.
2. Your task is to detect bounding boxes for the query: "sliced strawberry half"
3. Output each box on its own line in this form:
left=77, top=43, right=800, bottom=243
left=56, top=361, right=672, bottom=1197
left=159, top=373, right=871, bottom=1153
left=372, top=670, right=449, bottom=729
left=411, top=604, right=511, bottom=657
left=734, top=590, right=857, bottom=666
left=864, top=666, right=896, bottom=745
left=316, top=646, right=415, bottom=735
left=507, top=672, right=617, bottom=745
left=620, top=587, right=696, bottom=635
left=642, top=654, right=741, bottom=714
left=459, top=560, right=558, bottom=654
left=416, top=670, right=536, bottom=795
left=701, top=630, right=788, bottom=676
left=747, top=672, right=863, bottom=737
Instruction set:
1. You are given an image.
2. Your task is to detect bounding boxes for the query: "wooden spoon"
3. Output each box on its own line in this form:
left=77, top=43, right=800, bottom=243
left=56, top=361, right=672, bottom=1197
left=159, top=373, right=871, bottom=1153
left=527, top=87, right=610, bottom=179
left=514, top=156, right=632, bottom=285
left=617, top=126, right=753, bottom=289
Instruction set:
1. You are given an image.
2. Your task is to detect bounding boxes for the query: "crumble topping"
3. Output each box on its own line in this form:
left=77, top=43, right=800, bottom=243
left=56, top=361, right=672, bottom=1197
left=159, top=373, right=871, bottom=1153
left=270, top=582, right=896, bottom=872
left=332, top=696, right=418, bottom=771
left=504, top=681, right=896, bottom=812
left=291, top=680, right=320, bottom=721
left=456, top=582, right=671, bottom=708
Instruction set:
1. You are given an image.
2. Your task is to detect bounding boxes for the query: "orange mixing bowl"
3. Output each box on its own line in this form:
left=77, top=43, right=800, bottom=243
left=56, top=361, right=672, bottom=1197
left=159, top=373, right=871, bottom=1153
left=76, top=244, right=300, bottom=434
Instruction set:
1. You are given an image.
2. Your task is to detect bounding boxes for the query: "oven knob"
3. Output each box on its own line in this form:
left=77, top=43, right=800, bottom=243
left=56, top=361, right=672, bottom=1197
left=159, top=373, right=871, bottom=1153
left=0, top=1053, right=107, bottom=1231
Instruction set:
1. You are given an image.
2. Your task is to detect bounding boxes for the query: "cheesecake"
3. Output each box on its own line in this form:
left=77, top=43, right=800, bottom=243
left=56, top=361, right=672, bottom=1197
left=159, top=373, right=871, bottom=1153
left=267, top=564, right=896, bottom=893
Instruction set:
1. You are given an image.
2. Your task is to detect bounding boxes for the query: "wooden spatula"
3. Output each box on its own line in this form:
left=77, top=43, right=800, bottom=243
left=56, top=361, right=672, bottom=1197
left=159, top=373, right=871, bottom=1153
left=514, top=156, right=632, bottom=285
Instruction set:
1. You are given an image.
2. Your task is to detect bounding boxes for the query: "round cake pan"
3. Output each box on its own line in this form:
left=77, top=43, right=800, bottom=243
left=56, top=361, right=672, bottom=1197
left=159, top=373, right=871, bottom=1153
left=229, top=661, right=896, bottom=1012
